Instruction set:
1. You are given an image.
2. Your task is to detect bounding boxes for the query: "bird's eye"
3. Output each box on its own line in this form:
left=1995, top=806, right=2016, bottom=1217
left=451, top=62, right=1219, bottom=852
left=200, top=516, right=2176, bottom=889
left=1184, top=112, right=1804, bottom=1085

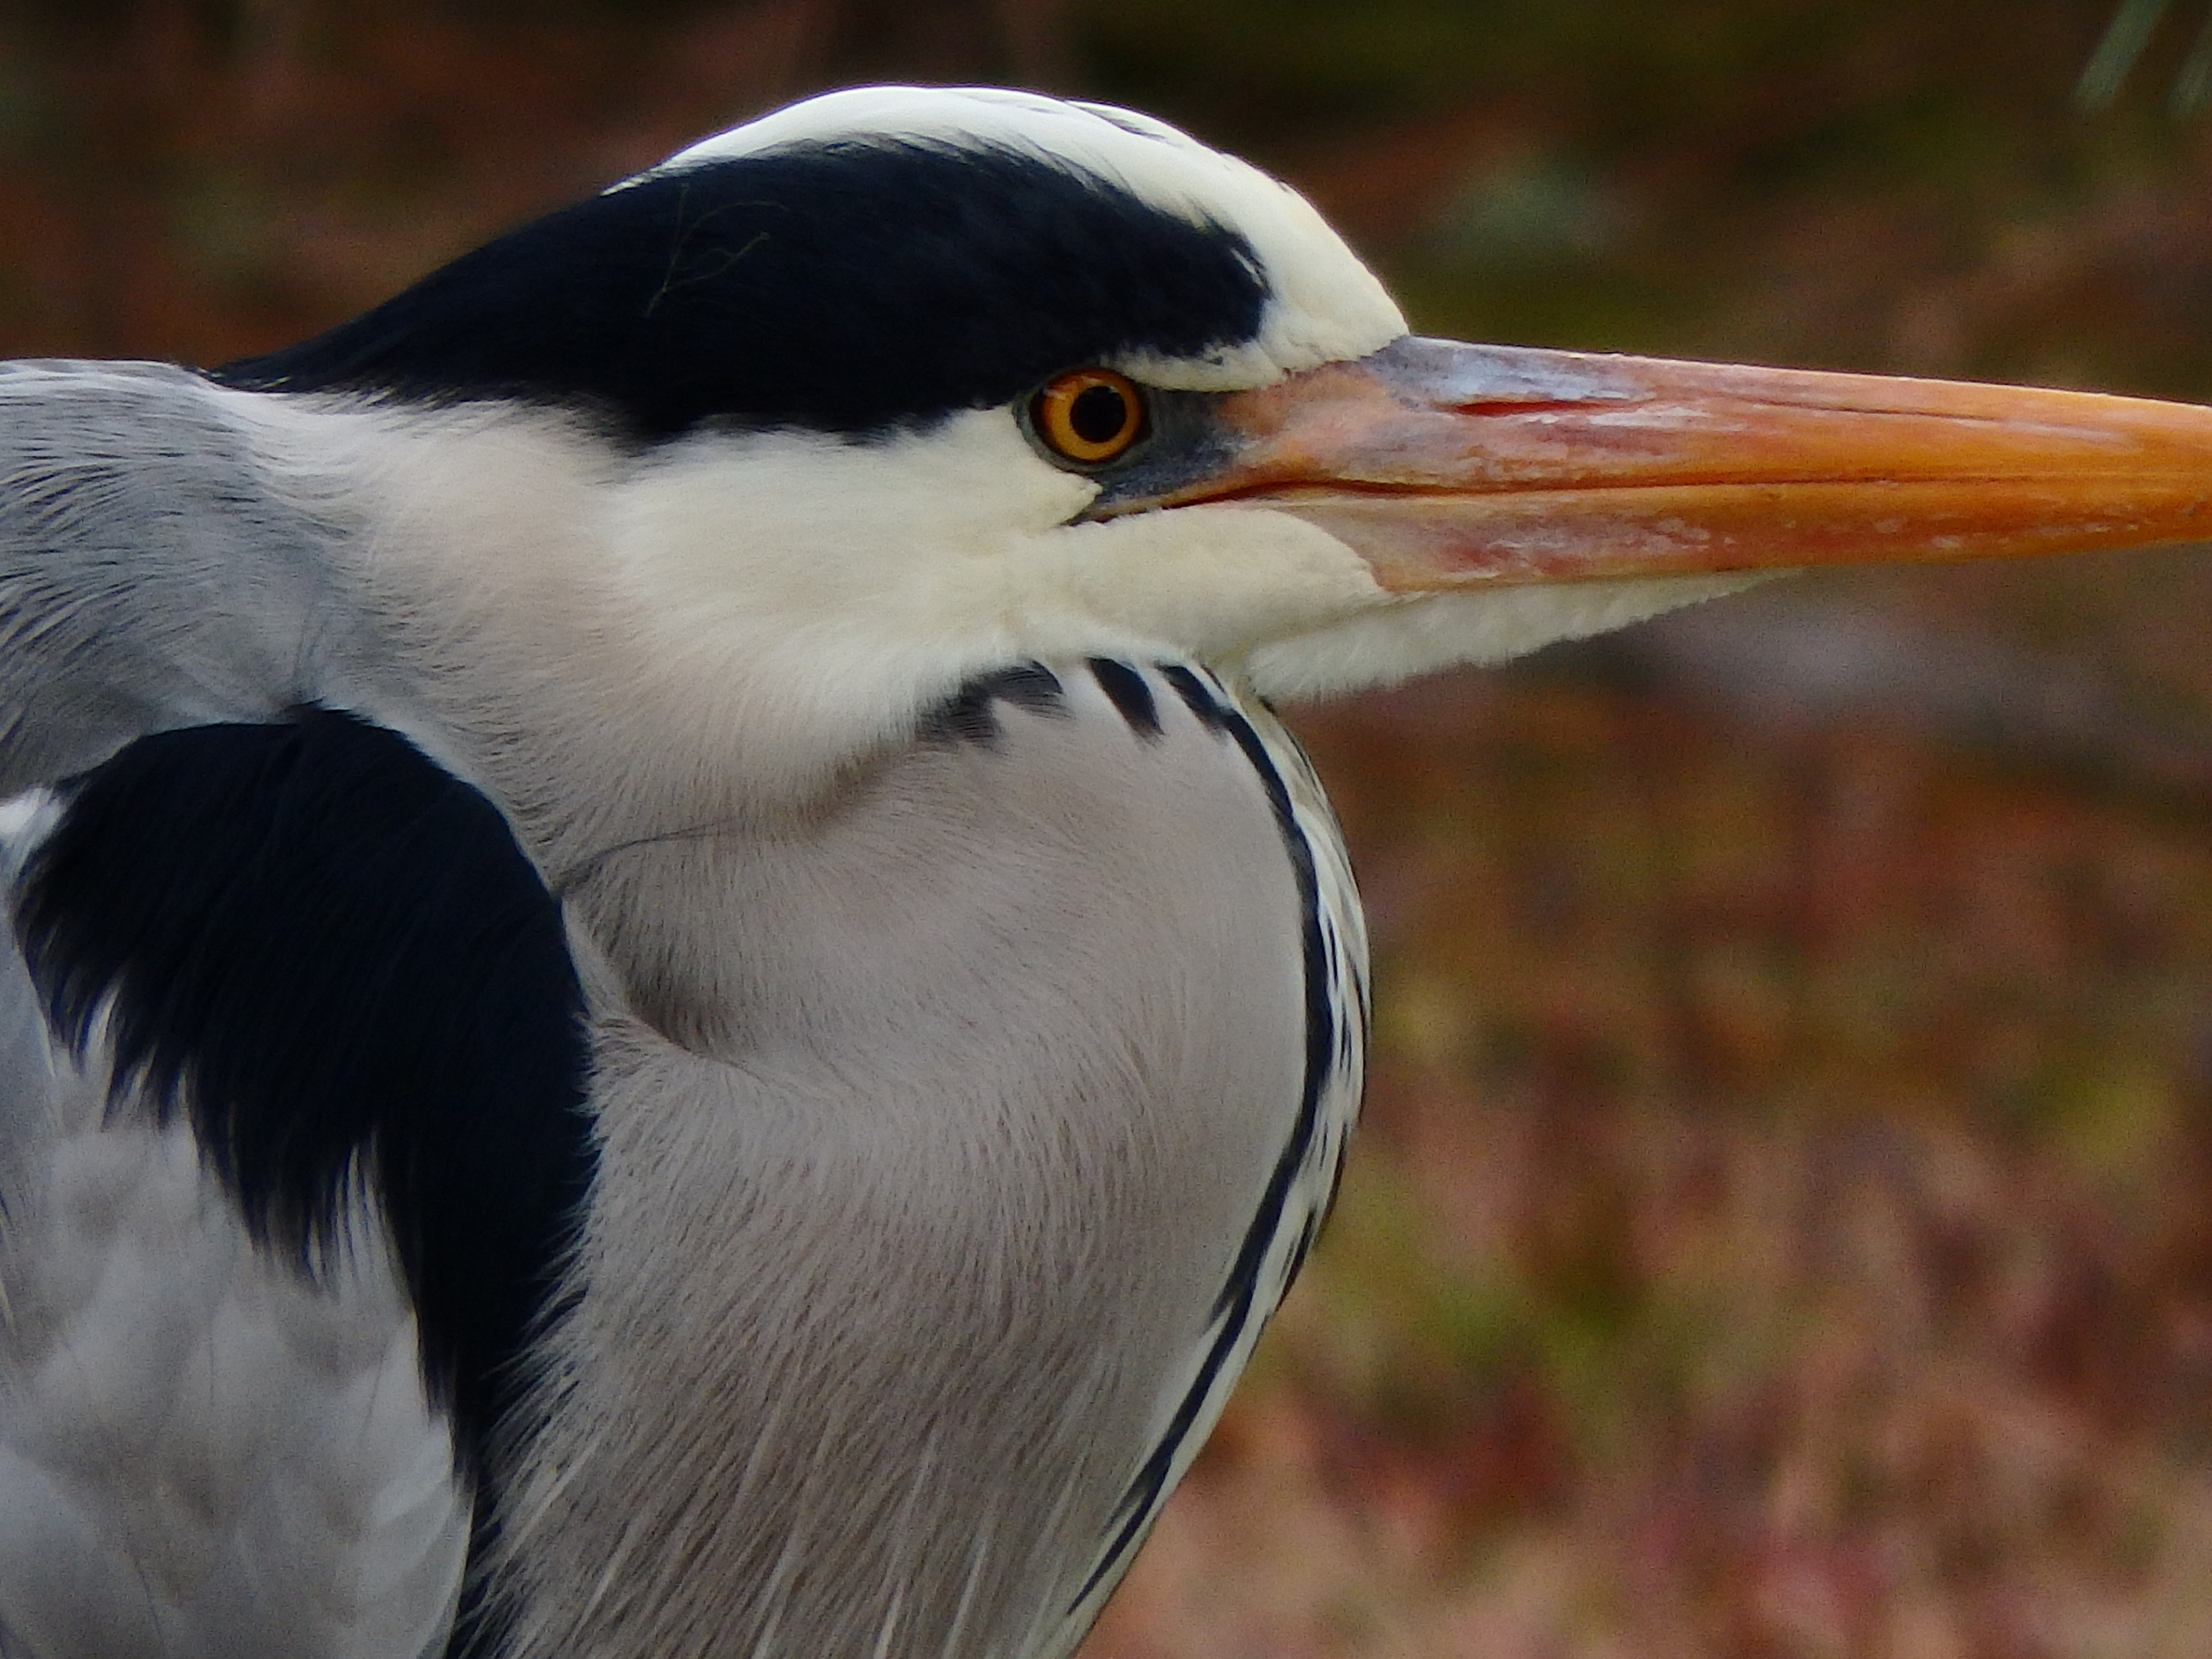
left=1030, top=369, right=1148, bottom=466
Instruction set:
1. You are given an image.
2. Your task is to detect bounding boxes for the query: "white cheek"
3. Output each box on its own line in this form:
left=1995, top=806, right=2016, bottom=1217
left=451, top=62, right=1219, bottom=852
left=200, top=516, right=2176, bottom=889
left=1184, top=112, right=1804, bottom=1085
left=572, top=414, right=1118, bottom=792
left=1029, top=504, right=1387, bottom=660
left=605, top=412, right=1096, bottom=658
left=604, top=426, right=1391, bottom=679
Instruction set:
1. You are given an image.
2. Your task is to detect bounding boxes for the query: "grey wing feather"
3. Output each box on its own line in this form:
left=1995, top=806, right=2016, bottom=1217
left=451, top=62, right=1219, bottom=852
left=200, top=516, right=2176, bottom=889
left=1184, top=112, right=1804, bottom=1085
left=0, top=793, right=57, bottom=1227
left=0, top=361, right=369, bottom=793
left=0, top=378, right=468, bottom=1659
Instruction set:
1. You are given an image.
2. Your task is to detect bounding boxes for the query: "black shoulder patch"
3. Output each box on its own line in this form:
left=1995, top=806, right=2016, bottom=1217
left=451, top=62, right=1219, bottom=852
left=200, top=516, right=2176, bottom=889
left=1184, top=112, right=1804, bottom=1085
left=12, top=709, right=596, bottom=1491
left=213, top=142, right=1270, bottom=441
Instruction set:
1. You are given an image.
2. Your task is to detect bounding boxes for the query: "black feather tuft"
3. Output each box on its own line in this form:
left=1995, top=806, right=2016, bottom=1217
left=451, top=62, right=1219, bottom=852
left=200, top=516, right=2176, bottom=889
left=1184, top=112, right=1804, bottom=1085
left=1086, top=658, right=1163, bottom=740
left=1160, top=663, right=1232, bottom=732
left=923, top=663, right=1069, bottom=748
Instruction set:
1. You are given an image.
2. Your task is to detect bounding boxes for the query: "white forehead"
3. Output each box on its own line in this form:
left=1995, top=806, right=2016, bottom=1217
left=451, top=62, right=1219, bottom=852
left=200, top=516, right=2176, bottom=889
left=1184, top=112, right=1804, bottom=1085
left=646, top=85, right=1406, bottom=389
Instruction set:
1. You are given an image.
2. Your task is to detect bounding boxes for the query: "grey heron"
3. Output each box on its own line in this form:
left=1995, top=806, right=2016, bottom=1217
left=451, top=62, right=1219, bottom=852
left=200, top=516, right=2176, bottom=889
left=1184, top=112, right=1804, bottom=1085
left=1, top=82, right=2210, bottom=1659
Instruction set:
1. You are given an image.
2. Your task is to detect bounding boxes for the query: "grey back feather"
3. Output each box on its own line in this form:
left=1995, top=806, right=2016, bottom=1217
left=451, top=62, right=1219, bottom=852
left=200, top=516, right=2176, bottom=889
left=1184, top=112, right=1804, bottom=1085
left=0, top=362, right=371, bottom=792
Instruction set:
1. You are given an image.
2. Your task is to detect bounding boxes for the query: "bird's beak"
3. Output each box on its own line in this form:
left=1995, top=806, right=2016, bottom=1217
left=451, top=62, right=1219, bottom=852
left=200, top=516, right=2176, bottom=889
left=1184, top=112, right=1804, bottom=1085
left=1142, top=336, right=2212, bottom=588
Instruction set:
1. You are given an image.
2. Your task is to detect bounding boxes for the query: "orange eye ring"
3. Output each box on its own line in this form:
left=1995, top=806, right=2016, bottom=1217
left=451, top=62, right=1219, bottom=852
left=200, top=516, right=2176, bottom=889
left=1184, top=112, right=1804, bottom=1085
left=1031, top=368, right=1148, bottom=466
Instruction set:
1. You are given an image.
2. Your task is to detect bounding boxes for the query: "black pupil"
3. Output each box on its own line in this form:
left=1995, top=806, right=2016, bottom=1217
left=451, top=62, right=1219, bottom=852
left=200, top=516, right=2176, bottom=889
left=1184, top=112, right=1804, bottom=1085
left=1069, top=383, right=1131, bottom=445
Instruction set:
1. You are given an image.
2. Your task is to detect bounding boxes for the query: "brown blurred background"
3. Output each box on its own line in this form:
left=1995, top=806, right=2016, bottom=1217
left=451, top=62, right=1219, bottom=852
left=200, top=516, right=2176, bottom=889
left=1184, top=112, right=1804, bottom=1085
left=11, top=2, right=2212, bottom=1653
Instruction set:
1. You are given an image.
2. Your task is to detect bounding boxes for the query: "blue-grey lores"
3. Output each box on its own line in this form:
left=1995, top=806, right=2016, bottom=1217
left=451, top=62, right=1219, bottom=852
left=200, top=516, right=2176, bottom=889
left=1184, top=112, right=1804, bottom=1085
left=2, top=84, right=2212, bottom=1659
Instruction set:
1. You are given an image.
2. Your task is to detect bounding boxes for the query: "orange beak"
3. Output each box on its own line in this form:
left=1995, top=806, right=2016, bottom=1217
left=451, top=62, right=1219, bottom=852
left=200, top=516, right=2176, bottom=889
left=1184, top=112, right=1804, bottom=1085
left=1128, top=337, right=2212, bottom=589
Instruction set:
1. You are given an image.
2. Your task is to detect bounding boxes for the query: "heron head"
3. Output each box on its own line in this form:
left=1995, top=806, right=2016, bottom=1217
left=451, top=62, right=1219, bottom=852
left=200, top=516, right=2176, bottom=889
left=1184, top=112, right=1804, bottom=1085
left=218, top=86, right=2212, bottom=767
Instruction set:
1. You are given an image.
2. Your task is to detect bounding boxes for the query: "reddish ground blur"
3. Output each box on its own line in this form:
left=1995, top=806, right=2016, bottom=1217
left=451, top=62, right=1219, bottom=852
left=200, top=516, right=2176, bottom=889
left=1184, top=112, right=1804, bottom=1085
left=11, top=3, right=2212, bottom=1653
left=1097, top=662, right=2212, bottom=1658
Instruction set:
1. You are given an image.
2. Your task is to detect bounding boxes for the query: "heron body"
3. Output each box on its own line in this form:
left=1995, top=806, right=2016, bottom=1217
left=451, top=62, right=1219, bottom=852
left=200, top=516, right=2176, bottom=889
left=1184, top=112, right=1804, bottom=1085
left=0, top=646, right=1356, bottom=1659
left=3, top=84, right=2212, bottom=1659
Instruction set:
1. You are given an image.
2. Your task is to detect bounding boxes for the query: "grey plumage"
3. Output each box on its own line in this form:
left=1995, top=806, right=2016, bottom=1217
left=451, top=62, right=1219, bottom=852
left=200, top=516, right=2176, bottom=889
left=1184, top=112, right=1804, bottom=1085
left=502, top=661, right=1358, bottom=1657
left=0, top=363, right=371, bottom=791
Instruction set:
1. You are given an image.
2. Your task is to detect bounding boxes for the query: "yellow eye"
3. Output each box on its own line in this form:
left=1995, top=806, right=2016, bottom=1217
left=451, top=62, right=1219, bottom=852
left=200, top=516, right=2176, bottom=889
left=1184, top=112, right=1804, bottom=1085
left=1031, top=368, right=1147, bottom=465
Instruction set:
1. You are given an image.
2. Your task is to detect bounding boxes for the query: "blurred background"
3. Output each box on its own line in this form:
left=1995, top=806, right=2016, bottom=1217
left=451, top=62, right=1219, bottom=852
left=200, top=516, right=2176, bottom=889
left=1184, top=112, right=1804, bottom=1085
left=9, top=1, right=2212, bottom=1652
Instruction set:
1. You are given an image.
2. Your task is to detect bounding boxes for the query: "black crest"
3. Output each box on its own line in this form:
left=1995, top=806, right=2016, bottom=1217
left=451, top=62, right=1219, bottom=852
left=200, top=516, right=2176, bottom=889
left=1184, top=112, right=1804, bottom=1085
left=215, top=141, right=1270, bottom=440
